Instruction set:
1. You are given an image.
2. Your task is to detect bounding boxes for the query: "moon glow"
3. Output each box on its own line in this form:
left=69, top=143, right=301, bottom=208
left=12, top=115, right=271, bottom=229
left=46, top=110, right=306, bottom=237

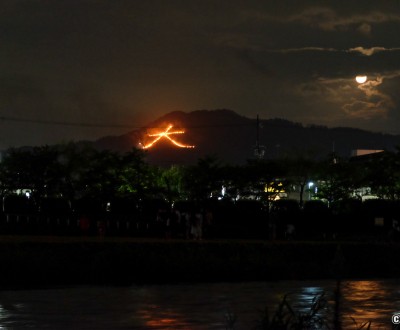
left=355, top=75, right=367, bottom=84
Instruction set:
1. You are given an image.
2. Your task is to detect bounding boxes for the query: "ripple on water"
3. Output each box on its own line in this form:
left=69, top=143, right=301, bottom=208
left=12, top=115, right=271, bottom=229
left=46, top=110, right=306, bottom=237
left=0, top=280, right=398, bottom=329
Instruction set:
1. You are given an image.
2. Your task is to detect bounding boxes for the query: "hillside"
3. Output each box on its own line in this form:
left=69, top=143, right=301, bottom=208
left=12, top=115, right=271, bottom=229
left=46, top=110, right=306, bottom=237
left=95, top=109, right=400, bottom=165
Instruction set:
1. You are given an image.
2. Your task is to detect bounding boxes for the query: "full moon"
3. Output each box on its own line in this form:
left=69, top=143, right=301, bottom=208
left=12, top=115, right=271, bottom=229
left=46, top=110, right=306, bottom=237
left=355, top=75, right=367, bottom=84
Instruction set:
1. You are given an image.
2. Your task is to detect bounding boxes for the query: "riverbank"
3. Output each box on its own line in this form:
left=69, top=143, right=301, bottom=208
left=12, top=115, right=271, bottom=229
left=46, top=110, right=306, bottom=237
left=0, top=236, right=399, bottom=288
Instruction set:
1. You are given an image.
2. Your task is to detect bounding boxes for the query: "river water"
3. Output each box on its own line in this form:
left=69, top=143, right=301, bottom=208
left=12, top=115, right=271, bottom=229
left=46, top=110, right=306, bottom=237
left=0, top=280, right=399, bottom=329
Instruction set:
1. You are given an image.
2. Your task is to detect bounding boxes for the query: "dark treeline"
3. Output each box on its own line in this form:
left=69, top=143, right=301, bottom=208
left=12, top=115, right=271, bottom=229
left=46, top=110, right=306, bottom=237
left=2, top=142, right=400, bottom=203
left=0, top=142, right=400, bottom=239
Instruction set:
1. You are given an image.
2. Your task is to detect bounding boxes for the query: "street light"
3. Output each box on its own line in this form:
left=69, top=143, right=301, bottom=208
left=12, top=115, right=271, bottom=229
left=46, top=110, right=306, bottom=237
left=308, top=182, right=314, bottom=200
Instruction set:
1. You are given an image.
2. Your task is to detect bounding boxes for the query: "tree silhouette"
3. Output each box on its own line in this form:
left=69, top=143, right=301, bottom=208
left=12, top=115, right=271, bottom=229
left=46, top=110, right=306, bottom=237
left=284, top=156, right=318, bottom=207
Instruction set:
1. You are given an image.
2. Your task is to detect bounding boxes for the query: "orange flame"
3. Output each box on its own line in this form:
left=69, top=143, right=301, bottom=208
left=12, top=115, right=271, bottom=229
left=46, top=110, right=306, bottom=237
left=143, top=124, right=195, bottom=149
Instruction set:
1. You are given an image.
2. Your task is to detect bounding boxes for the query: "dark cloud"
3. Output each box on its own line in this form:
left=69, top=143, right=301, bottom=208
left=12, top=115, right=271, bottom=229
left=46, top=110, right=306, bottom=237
left=288, top=8, right=400, bottom=32
left=342, top=100, right=387, bottom=119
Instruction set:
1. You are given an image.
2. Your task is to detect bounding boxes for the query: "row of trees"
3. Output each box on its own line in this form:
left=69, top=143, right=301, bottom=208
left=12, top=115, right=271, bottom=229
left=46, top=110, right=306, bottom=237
left=174, top=150, right=400, bottom=205
left=0, top=142, right=399, bottom=205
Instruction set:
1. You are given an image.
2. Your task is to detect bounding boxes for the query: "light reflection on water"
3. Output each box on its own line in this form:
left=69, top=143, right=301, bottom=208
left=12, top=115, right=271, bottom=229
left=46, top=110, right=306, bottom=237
left=340, top=280, right=400, bottom=329
left=0, top=280, right=398, bottom=329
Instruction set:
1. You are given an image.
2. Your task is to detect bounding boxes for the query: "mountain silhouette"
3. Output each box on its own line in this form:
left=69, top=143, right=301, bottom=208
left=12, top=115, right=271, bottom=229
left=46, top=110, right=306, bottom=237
left=95, top=109, right=400, bottom=165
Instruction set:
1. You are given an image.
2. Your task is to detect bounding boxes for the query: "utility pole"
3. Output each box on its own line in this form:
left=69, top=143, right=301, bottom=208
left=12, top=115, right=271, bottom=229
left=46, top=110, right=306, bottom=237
left=332, top=141, right=337, bottom=164
left=254, top=114, right=265, bottom=159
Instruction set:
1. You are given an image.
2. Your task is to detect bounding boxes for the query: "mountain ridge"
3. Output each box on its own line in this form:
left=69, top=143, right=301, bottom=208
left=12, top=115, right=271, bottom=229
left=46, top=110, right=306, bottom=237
left=94, top=109, right=400, bottom=165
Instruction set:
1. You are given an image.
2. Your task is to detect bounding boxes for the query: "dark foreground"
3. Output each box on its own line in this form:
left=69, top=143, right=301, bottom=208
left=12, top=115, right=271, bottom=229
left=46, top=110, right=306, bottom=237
left=0, top=236, right=399, bottom=288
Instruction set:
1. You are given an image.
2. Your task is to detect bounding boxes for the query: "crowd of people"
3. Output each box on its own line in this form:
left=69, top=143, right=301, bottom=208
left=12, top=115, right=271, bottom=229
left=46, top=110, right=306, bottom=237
left=2, top=194, right=400, bottom=241
left=155, top=208, right=214, bottom=240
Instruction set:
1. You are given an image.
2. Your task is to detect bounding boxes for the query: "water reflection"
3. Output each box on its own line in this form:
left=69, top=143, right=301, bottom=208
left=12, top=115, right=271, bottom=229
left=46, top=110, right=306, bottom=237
left=341, top=280, right=400, bottom=329
left=0, top=305, right=10, bottom=330
left=287, top=285, right=326, bottom=309
left=0, top=280, right=398, bottom=329
left=138, top=306, right=190, bottom=329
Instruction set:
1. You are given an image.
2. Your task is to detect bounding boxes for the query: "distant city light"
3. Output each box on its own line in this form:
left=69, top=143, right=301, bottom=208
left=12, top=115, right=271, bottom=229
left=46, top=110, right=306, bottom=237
left=142, top=124, right=195, bottom=149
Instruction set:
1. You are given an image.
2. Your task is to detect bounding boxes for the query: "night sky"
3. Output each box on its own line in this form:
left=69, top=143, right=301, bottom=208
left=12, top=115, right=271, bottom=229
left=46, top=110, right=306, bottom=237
left=1, top=1, right=400, bottom=149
